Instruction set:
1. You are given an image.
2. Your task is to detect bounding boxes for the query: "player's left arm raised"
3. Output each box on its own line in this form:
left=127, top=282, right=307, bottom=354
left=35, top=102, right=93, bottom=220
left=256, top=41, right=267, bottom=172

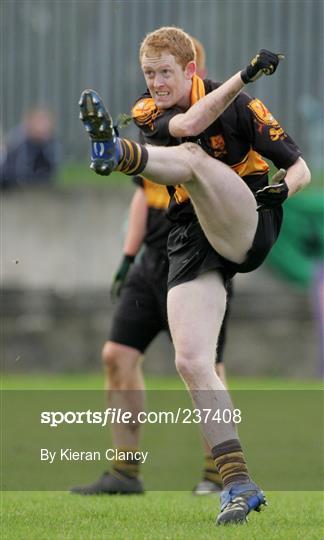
left=169, top=49, right=284, bottom=138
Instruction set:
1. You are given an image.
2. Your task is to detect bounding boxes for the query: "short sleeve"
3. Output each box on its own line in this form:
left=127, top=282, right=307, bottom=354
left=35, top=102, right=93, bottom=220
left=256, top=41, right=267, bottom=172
left=234, top=93, right=302, bottom=170
left=132, top=95, right=182, bottom=144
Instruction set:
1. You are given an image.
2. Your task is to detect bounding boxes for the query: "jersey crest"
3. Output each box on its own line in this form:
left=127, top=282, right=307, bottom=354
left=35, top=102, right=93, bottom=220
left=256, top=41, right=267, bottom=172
left=209, top=134, right=227, bottom=158
left=247, top=98, right=279, bottom=126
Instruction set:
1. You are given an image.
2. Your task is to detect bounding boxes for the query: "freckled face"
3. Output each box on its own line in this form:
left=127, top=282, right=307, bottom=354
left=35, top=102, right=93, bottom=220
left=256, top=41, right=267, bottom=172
left=141, top=52, right=194, bottom=110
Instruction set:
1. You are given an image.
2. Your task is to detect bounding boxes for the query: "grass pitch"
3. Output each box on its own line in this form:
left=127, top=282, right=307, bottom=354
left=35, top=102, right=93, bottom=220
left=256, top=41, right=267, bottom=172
left=3, top=372, right=322, bottom=390
left=2, top=490, right=323, bottom=540
left=1, top=374, right=323, bottom=539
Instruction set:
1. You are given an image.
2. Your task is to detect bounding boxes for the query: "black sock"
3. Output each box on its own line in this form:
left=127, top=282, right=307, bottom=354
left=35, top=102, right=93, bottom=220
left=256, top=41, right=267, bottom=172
left=116, top=139, right=148, bottom=175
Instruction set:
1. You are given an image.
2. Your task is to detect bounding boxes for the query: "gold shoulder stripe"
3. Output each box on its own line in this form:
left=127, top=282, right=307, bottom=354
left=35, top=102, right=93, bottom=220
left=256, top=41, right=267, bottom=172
left=190, top=75, right=206, bottom=105
left=171, top=75, right=205, bottom=205
left=132, top=98, right=161, bottom=126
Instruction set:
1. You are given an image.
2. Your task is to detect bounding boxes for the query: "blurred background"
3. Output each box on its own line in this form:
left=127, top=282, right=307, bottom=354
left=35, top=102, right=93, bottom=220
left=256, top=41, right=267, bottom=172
left=1, top=0, right=323, bottom=379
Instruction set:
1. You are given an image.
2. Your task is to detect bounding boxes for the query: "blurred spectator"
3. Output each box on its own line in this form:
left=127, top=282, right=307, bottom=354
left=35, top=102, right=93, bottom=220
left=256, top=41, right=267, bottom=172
left=0, top=125, right=6, bottom=167
left=0, top=108, right=61, bottom=189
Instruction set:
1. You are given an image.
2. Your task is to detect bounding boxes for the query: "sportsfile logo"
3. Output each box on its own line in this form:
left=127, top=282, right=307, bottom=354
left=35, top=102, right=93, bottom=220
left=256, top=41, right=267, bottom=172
left=40, top=407, right=242, bottom=428
left=41, top=408, right=133, bottom=428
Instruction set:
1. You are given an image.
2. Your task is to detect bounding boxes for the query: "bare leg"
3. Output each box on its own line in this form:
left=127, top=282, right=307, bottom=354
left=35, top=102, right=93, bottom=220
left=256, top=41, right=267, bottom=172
left=102, top=341, right=145, bottom=448
left=70, top=342, right=145, bottom=494
left=202, top=363, right=228, bottom=457
left=142, top=143, right=258, bottom=263
left=167, top=271, right=237, bottom=447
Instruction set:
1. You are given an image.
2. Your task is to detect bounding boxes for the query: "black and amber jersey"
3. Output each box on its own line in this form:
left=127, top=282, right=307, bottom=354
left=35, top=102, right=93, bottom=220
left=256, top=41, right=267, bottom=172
left=132, top=175, right=172, bottom=250
left=132, top=75, right=302, bottom=221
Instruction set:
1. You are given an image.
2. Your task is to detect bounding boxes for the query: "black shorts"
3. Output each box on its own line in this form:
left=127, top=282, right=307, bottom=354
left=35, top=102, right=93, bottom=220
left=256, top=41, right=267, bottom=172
left=167, top=207, right=283, bottom=290
left=110, top=247, right=169, bottom=353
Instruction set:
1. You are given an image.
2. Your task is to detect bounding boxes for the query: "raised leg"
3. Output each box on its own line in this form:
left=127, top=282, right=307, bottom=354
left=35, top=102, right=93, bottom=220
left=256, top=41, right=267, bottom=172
left=143, top=143, right=258, bottom=263
left=79, top=90, right=258, bottom=264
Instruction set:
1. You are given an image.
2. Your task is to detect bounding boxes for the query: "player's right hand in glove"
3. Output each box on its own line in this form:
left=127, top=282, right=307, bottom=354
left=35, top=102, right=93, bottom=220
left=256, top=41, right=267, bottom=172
left=110, top=254, right=135, bottom=302
left=241, top=50, right=285, bottom=83
left=256, top=169, right=289, bottom=211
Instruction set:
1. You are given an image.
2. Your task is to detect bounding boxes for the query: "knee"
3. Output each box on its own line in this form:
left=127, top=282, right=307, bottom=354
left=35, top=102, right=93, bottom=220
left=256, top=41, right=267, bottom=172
left=175, top=355, right=192, bottom=381
left=101, top=342, right=128, bottom=386
left=102, top=342, right=119, bottom=377
left=102, top=341, right=117, bottom=368
left=181, top=142, right=206, bottom=168
left=175, top=352, right=210, bottom=384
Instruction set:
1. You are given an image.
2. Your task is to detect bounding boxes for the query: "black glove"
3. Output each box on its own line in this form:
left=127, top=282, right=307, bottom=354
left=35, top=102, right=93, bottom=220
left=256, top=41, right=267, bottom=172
left=110, top=254, right=135, bottom=302
left=241, top=50, right=285, bottom=84
left=256, top=169, right=289, bottom=211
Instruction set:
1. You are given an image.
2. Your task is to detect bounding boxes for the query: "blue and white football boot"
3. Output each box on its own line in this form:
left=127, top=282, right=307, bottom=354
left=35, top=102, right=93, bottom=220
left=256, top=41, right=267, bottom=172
left=216, top=481, right=267, bottom=525
left=79, top=89, right=120, bottom=175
